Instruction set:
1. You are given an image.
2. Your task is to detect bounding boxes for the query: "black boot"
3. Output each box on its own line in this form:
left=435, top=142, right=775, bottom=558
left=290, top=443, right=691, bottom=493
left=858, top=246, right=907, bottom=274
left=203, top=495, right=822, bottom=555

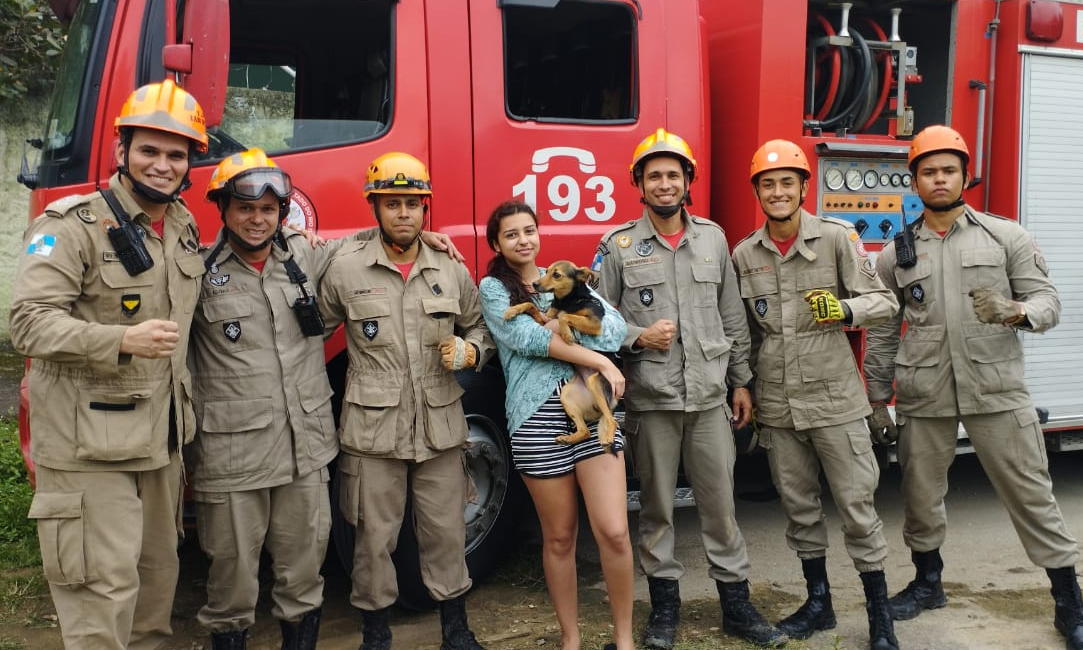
left=777, top=556, right=836, bottom=640
left=359, top=607, right=392, bottom=650
left=861, top=570, right=900, bottom=650
left=211, top=629, right=247, bottom=650
left=439, top=595, right=486, bottom=650
left=889, top=549, right=947, bottom=620
left=643, top=577, right=681, bottom=649
left=281, top=607, right=322, bottom=650
left=717, top=580, right=788, bottom=648
left=1047, top=566, right=1083, bottom=650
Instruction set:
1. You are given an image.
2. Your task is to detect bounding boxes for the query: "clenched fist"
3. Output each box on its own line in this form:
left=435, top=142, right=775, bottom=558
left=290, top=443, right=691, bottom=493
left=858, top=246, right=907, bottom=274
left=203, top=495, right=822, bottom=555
left=439, top=336, right=477, bottom=370
left=805, top=289, right=848, bottom=324
left=866, top=402, right=898, bottom=445
left=969, top=287, right=1024, bottom=325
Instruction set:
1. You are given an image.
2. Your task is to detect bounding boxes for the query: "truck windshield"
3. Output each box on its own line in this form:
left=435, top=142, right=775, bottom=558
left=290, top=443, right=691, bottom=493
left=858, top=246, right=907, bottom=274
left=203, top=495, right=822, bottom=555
left=42, top=0, right=107, bottom=162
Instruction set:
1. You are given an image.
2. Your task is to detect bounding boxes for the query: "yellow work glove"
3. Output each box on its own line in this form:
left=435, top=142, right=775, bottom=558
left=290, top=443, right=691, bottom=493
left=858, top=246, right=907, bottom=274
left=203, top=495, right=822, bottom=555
left=969, top=287, right=1024, bottom=325
left=805, top=289, right=847, bottom=324
left=866, top=402, right=898, bottom=445
left=439, top=336, right=477, bottom=371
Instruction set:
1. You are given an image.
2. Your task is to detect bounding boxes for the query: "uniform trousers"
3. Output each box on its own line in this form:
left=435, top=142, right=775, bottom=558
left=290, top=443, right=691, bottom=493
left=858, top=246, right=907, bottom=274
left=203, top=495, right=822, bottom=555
left=760, top=420, right=888, bottom=572
left=194, top=466, right=331, bottom=631
left=340, top=448, right=471, bottom=610
left=32, top=453, right=182, bottom=650
left=626, top=405, right=752, bottom=583
left=898, top=408, right=1079, bottom=568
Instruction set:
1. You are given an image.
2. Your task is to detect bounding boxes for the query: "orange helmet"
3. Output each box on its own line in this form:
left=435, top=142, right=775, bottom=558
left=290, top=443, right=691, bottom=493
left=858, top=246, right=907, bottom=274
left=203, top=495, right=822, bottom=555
left=908, top=125, right=970, bottom=173
left=749, top=139, right=811, bottom=183
left=114, top=79, right=208, bottom=152
left=205, top=148, right=291, bottom=202
left=630, top=128, right=697, bottom=185
left=364, top=152, right=432, bottom=198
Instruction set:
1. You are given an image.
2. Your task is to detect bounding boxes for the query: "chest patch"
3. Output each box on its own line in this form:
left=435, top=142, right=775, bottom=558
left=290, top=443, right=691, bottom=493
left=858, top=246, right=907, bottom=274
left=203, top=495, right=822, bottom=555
left=639, top=288, right=654, bottom=306
left=224, top=321, right=242, bottom=342
left=121, top=294, right=141, bottom=317
left=209, top=274, right=230, bottom=286
left=910, top=284, right=925, bottom=303
left=635, top=240, right=654, bottom=256
left=362, top=320, right=379, bottom=341
left=755, top=298, right=768, bottom=317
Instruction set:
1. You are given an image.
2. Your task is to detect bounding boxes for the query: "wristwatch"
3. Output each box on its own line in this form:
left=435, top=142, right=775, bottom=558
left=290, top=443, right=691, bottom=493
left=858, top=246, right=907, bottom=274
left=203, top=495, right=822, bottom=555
left=1007, top=303, right=1028, bottom=327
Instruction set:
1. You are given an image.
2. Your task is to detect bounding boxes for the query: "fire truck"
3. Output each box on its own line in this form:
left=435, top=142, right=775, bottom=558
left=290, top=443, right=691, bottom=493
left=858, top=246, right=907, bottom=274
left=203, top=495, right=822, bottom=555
left=17, top=0, right=1083, bottom=608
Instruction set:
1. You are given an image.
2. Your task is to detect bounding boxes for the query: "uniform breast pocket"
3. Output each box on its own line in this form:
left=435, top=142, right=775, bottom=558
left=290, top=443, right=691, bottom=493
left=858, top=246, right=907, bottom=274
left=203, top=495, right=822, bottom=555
left=961, top=247, right=1009, bottom=294
left=422, top=296, right=462, bottom=344
left=797, top=266, right=837, bottom=292
left=740, top=272, right=781, bottom=330
left=200, top=294, right=257, bottom=353
left=895, top=259, right=935, bottom=312
left=623, top=263, right=666, bottom=314
left=346, top=297, right=393, bottom=347
left=98, top=263, right=156, bottom=325
left=691, top=263, right=721, bottom=307
left=175, top=253, right=207, bottom=313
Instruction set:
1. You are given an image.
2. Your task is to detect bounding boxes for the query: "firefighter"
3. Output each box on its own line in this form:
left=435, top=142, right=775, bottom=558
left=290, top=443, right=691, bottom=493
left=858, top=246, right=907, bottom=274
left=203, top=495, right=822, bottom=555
left=732, top=139, right=900, bottom=649
left=317, top=152, right=496, bottom=650
left=10, top=79, right=208, bottom=649
left=595, top=129, right=787, bottom=649
left=863, top=125, right=1083, bottom=650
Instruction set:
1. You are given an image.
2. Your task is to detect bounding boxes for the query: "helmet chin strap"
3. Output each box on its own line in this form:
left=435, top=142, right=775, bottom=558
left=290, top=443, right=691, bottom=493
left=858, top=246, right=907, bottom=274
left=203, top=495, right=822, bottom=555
left=925, top=194, right=966, bottom=212
left=226, top=221, right=281, bottom=252
left=118, top=144, right=190, bottom=204
left=763, top=189, right=807, bottom=223
left=640, top=189, right=689, bottom=219
left=379, top=226, right=420, bottom=254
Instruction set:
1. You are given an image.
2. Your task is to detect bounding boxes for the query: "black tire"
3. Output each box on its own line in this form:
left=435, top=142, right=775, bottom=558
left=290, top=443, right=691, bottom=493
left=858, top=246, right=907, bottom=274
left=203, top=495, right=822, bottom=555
left=328, top=360, right=529, bottom=611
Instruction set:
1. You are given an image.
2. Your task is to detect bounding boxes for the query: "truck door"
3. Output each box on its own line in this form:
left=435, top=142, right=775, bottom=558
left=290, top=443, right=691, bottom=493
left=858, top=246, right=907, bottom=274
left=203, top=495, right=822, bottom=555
left=1018, top=51, right=1083, bottom=440
left=458, top=0, right=703, bottom=271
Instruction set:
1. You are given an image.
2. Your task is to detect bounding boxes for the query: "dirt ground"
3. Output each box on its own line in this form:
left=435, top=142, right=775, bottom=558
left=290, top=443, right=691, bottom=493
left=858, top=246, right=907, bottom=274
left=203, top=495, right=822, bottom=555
left=3, top=449, right=1082, bottom=649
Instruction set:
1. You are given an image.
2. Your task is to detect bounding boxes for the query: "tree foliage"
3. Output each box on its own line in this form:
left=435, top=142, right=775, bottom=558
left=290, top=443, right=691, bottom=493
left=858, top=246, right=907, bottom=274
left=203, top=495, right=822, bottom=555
left=0, top=0, right=65, bottom=100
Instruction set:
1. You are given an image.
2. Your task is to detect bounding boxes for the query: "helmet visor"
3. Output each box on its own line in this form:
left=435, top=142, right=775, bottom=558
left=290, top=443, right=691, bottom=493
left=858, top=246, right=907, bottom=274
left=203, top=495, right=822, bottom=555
left=229, top=168, right=292, bottom=201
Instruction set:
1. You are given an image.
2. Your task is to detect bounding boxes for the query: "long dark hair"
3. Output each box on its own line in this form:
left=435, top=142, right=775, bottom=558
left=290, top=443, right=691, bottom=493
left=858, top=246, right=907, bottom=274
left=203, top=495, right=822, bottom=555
left=484, top=200, right=538, bottom=306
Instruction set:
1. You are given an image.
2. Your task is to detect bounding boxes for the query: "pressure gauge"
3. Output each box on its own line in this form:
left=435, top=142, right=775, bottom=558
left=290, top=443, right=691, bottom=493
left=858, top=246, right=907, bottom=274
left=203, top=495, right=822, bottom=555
left=901, top=173, right=912, bottom=188
left=844, top=168, right=864, bottom=191
left=890, top=173, right=902, bottom=187
left=880, top=172, right=891, bottom=187
left=824, top=168, right=845, bottom=191
left=864, top=170, right=879, bottom=188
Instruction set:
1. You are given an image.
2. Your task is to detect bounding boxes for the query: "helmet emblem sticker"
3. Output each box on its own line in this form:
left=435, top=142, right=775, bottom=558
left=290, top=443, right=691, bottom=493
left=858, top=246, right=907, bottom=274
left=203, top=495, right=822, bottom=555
left=363, top=321, right=379, bottom=341
left=755, top=298, right=768, bottom=317
left=639, top=288, right=654, bottom=306
left=910, top=284, right=925, bottom=303
left=121, top=294, right=141, bottom=317
left=224, top=321, right=242, bottom=342
left=636, top=240, right=654, bottom=257
left=209, top=274, right=230, bottom=286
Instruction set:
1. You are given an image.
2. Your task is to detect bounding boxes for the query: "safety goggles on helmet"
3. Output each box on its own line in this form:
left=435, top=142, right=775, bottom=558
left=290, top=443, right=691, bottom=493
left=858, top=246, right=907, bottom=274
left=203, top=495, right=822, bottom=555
left=228, top=168, right=293, bottom=201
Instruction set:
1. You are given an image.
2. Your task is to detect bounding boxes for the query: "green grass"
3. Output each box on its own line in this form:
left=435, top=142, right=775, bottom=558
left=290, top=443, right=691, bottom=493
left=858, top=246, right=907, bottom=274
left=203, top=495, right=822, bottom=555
left=0, top=417, right=37, bottom=570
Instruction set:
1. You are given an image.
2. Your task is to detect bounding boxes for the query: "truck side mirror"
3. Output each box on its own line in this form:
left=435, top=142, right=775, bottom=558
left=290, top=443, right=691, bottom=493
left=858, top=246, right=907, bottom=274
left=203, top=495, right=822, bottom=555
left=163, top=0, right=230, bottom=129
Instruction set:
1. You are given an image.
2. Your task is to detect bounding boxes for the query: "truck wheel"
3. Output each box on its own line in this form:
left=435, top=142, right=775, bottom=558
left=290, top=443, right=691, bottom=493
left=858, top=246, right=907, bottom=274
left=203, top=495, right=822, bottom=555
left=329, top=362, right=528, bottom=611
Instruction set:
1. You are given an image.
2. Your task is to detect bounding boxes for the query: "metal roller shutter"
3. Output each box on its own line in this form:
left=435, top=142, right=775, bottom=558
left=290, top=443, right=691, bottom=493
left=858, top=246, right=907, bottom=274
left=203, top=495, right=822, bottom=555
left=1019, top=52, right=1083, bottom=431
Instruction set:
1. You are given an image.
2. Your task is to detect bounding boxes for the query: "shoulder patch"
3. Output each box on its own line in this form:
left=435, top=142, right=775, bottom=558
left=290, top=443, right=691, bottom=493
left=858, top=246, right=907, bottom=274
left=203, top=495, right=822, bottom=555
left=43, top=193, right=95, bottom=219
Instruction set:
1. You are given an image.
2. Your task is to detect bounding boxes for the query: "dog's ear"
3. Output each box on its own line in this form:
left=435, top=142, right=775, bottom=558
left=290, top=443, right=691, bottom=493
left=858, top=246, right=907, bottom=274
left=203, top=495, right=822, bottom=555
left=575, top=266, right=597, bottom=285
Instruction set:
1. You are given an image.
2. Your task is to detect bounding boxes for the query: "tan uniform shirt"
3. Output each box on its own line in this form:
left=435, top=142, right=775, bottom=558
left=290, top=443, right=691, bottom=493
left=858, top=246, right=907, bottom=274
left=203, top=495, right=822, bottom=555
left=187, top=229, right=350, bottom=492
left=596, top=209, right=752, bottom=412
left=732, top=211, right=898, bottom=429
left=317, top=239, right=494, bottom=461
left=864, top=207, right=1059, bottom=416
left=10, top=174, right=204, bottom=471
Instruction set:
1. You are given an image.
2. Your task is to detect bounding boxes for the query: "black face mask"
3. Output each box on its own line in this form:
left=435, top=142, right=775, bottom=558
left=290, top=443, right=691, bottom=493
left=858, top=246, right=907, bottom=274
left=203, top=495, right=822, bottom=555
left=645, top=198, right=683, bottom=219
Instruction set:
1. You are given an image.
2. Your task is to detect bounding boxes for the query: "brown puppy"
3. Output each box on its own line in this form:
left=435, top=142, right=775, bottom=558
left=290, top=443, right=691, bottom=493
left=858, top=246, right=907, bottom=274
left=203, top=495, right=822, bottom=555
left=504, top=261, right=619, bottom=452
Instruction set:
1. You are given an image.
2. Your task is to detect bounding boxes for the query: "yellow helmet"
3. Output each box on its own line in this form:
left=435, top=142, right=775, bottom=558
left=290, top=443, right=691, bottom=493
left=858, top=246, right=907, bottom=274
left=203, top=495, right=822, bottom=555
left=114, top=79, right=208, bottom=152
left=630, top=128, right=697, bottom=185
left=205, top=148, right=291, bottom=202
left=908, top=125, right=970, bottom=174
left=364, top=152, right=433, bottom=198
left=749, top=139, right=811, bottom=183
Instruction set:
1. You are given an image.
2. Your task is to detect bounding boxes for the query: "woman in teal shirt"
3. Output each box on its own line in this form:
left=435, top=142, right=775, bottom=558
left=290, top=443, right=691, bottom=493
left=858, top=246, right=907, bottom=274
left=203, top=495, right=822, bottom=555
left=479, top=200, right=633, bottom=650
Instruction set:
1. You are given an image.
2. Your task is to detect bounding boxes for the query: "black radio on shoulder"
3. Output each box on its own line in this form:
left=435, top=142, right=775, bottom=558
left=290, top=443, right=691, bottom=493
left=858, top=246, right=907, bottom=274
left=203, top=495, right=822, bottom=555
left=100, top=188, right=154, bottom=276
left=291, top=295, right=325, bottom=337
